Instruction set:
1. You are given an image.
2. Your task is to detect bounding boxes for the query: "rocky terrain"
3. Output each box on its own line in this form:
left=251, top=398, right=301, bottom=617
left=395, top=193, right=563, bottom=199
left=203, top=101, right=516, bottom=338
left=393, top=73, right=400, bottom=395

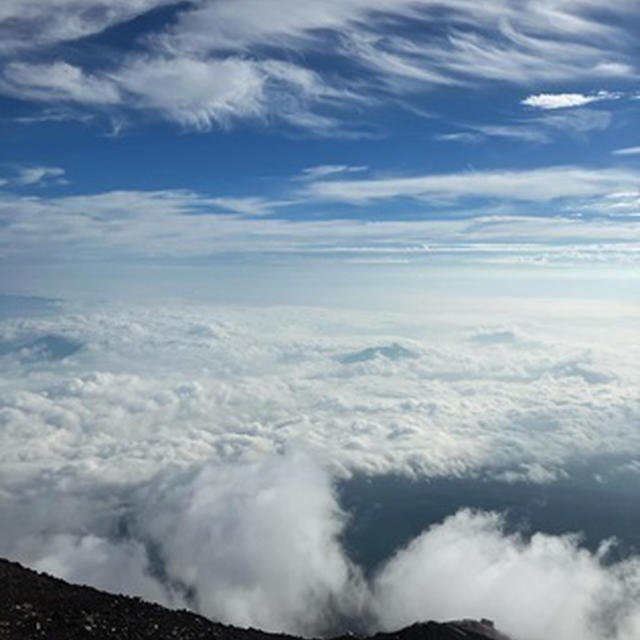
left=0, top=558, right=510, bottom=640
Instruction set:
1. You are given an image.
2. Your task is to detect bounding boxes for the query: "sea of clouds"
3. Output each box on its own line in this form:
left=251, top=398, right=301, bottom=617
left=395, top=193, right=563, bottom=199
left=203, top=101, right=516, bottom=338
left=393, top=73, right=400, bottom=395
left=1, top=297, right=640, bottom=639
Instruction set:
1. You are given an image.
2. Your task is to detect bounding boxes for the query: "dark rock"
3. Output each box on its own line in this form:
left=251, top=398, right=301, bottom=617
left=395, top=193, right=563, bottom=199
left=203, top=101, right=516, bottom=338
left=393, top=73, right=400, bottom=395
left=0, top=558, right=511, bottom=640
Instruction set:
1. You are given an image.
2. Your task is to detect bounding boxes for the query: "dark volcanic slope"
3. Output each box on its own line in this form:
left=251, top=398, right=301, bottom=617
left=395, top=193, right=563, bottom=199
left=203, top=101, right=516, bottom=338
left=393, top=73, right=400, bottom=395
left=0, top=558, right=509, bottom=640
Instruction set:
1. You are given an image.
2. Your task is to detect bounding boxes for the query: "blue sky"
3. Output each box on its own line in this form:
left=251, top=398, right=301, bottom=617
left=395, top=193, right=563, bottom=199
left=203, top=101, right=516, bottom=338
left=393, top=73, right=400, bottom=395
left=1, top=0, right=640, bottom=291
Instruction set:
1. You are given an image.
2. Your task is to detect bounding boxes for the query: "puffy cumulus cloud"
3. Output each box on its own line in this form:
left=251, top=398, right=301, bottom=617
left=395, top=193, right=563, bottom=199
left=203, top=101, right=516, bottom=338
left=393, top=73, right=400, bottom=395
left=373, top=510, right=640, bottom=640
left=522, top=91, right=621, bottom=110
left=22, top=535, right=173, bottom=607
left=1, top=302, right=639, bottom=484
left=135, top=453, right=365, bottom=635
left=1, top=302, right=640, bottom=636
left=1, top=451, right=366, bottom=635
left=111, top=56, right=343, bottom=132
left=5, top=453, right=640, bottom=639
left=113, top=56, right=266, bottom=130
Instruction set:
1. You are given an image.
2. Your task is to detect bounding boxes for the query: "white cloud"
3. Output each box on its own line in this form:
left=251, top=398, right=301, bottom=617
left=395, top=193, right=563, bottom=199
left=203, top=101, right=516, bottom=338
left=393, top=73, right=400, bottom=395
left=137, top=453, right=363, bottom=635
left=0, top=164, right=67, bottom=189
left=12, top=165, right=66, bottom=186
left=0, top=54, right=350, bottom=133
left=1, top=61, right=120, bottom=104
left=373, top=510, right=640, bottom=640
left=4, top=445, right=640, bottom=638
left=299, top=165, right=369, bottom=180
left=0, top=303, right=638, bottom=484
left=439, top=108, right=612, bottom=145
left=26, top=535, right=174, bottom=607
left=304, top=166, right=640, bottom=204
left=1, top=182, right=640, bottom=264
left=0, top=1, right=637, bottom=131
left=208, top=197, right=285, bottom=217
left=522, top=91, right=621, bottom=110
left=613, top=146, right=640, bottom=156
left=434, top=132, right=484, bottom=143
left=538, top=108, right=612, bottom=133
left=163, top=0, right=637, bottom=86
left=465, top=123, right=551, bottom=143
left=0, top=1, right=173, bottom=53
left=113, top=56, right=267, bottom=130
left=0, top=301, right=639, bottom=637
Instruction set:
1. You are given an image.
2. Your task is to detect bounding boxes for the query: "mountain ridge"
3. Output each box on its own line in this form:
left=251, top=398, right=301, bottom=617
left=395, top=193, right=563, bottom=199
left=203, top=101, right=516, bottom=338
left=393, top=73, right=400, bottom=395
left=0, top=557, right=511, bottom=640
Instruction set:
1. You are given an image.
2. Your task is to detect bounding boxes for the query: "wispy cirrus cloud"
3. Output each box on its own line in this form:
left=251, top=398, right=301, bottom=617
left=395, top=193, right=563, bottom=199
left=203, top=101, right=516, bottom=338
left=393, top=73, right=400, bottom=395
left=0, top=1, right=637, bottom=133
left=1, top=165, right=66, bottom=187
left=1, top=179, right=640, bottom=265
left=303, top=166, right=640, bottom=204
left=0, top=0, right=174, bottom=54
left=14, top=165, right=66, bottom=186
left=208, top=197, right=292, bottom=217
left=1, top=61, right=121, bottom=104
left=434, top=132, right=483, bottom=143
left=0, top=57, right=347, bottom=133
left=298, top=165, right=369, bottom=180
left=613, top=146, right=640, bottom=156
left=442, top=108, right=613, bottom=144
left=161, top=0, right=637, bottom=86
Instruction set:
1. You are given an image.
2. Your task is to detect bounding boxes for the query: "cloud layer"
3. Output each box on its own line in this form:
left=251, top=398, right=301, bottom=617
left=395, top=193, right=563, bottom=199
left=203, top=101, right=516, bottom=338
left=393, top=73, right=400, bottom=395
left=2, top=166, right=639, bottom=267
left=1, top=300, right=640, bottom=638
left=2, top=302, right=638, bottom=482
left=5, top=452, right=640, bottom=640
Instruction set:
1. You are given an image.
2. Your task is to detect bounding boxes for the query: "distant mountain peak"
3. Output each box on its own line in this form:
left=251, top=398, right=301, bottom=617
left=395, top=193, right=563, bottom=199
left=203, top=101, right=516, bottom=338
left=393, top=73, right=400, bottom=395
left=338, top=343, right=419, bottom=365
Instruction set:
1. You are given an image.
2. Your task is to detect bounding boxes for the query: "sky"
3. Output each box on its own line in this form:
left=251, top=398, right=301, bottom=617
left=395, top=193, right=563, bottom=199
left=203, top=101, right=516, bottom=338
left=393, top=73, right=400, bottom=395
left=1, top=3, right=640, bottom=640
left=0, top=0, right=640, bottom=288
